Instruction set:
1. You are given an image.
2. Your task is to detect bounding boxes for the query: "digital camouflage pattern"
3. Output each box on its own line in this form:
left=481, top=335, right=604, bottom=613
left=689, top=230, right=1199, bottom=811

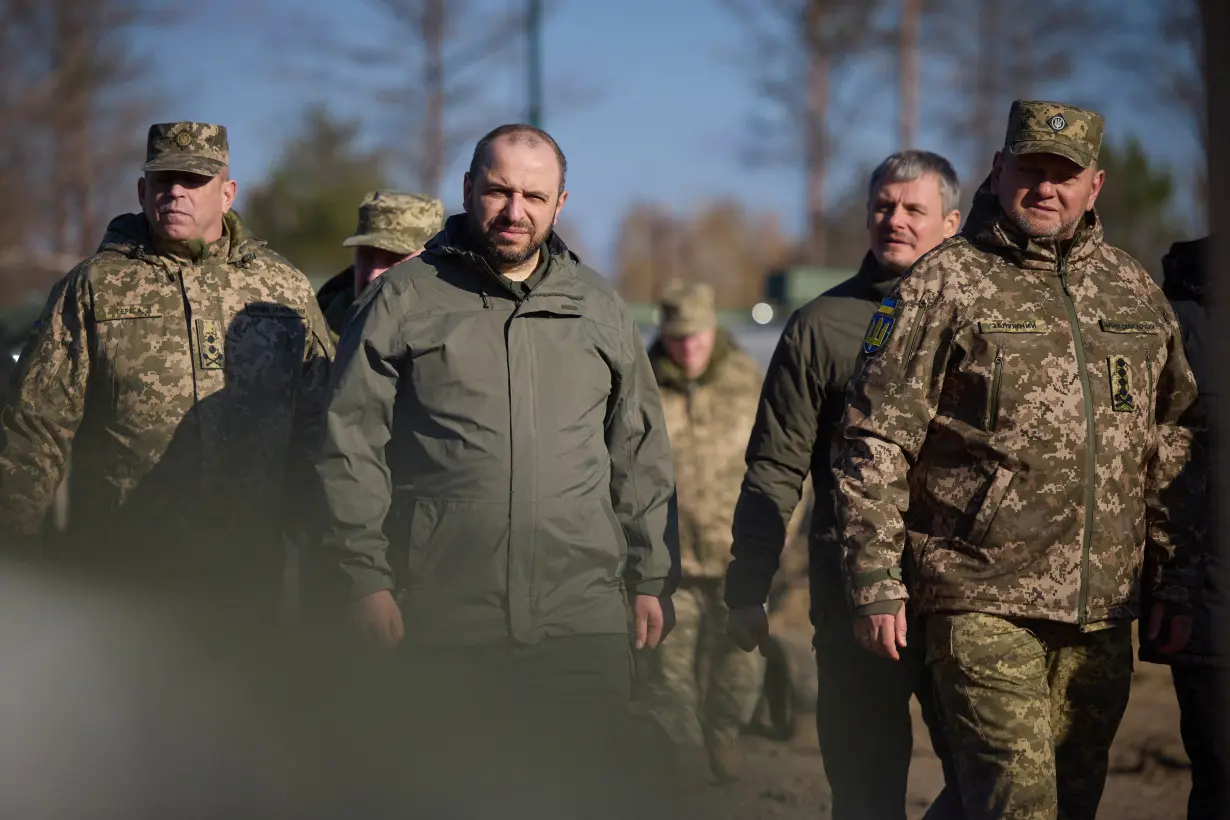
left=658, top=280, right=718, bottom=338
left=342, top=190, right=445, bottom=256
left=649, top=329, right=761, bottom=578
left=0, top=210, right=333, bottom=612
left=926, top=613, right=1132, bottom=819
left=833, top=179, right=1204, bottom=627
left=1002, top=100, right=1104, bottom=169
left=639, top=327, right=764, bottom=778
left=317, top=192, right=447, bottom=344
left=636, top=582, right=765, bottom=770
left=143, top=122, right=229, bottom=176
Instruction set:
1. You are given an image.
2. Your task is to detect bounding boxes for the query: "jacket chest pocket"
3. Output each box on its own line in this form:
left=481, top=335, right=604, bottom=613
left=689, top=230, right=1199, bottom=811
left=944, top=319, right=1062, bottom=434
left=404, top=312, right=509, bottom=397
left=95, top=312, right=192, bottom=423
left=1088, top=318, right=1167, bottom=427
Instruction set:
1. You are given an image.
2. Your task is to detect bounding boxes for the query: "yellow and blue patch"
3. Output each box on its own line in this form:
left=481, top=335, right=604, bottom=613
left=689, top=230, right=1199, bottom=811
left=863, top=297, right=898, bottom=355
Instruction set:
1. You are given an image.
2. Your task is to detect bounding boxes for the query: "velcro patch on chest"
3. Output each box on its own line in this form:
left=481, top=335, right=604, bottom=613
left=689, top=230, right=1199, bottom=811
left=1108, top=354, right=1135, bottom=412
left=862, top=298, right=897, bottom=355
left=1100, top=319, right=1159, bottom=334
left=95, top=304, right=162, bottom=321
left=977, top=319, right=1049, bottom=334
left=246, top=303, right=307, bottom=320
left=198, top=318, right=224, bottom=370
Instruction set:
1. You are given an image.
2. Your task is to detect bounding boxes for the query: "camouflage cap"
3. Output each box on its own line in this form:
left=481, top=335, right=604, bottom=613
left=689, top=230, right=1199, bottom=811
left=143, top=122, right=229, bottom=176
left=342, top=191, right=445, bottom=255
left=1002, top=100, right=1104, bottom=169
left=658, top=280, right=717, bottom=337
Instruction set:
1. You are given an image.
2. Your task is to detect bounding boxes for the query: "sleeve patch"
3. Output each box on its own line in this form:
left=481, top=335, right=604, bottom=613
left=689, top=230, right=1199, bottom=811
left=862, top=297, right=898, bottom=355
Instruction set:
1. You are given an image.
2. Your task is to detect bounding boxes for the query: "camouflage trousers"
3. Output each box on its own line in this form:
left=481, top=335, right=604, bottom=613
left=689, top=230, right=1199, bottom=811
left=926, top=613, right=1133, bottom=820
left=635, top=580, right=766, bottom=753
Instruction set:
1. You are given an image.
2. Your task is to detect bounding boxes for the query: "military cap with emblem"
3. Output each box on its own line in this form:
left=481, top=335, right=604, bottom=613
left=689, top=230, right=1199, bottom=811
left=1002, top=100, right=1104, bottom=169
left=342, top=191, right=445, bottom=256
left=143, top=122, right=229, bottom=176
left=658, top=280, right=717, bottom=337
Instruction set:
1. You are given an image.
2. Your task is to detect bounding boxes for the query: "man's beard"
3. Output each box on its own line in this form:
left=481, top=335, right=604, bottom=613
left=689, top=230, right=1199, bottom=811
left=1006, top=206, right=1082, bottom=241
left=469, top=211, right=550, bottom=268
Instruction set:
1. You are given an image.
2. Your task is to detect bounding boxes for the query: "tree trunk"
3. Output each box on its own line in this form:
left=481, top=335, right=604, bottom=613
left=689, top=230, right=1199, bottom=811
left=804, top=0, right=829, bottom=264
left=419, top=0, right=446, bottom=197
left=898, top=0, right=922, bottom=149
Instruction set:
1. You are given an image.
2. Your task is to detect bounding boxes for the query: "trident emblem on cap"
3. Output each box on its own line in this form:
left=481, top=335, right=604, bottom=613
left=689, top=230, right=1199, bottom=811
left=1049, top=115, right=1066, bottom=132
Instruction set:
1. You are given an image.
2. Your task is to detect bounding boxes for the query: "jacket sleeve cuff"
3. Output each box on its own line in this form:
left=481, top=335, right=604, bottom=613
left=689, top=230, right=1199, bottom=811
left=723, top=564, right=776, bottom=610
left=854, top=599, right=905, bottom=617
left=847, top=566, right=909, bottom=610
left=629, top=578, right=668, bottom=598
left=345, top=568, right=395, bottom=601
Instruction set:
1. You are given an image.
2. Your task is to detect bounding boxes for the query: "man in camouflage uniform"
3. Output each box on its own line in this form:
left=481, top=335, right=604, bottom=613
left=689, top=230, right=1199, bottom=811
left=0, top=122, right=333, bottom=621
left=832, top=100, right=1205, bottom=819
left=316, top=191, right=445, bottom=344
left=636, top=280, right=765, bottom=783
left=725, top=150, right=965, bottom=820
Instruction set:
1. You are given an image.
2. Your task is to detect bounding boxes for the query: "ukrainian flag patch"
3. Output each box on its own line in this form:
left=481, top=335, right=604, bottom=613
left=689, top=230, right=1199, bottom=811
left=863, top=297, right=898, bottom=355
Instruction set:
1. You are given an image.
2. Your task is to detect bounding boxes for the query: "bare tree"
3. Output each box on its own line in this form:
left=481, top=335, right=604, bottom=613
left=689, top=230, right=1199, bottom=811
left=0, top=0, right=163, bottom=305
left=925, top=0, right=1109, bottom=195
left=719, top=0, right=892, bottom=265
left=898, top=0, right=923, bottom=149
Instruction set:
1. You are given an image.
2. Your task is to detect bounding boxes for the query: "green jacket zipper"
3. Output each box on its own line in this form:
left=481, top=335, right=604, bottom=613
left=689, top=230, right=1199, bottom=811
left=985, top=349, right=1004, bottom=431
left=1146, top=359, right=1155, bottom=427
left=1057, top=259, right=1096, bottom=628
left=901, top=299, right=929, bottom=365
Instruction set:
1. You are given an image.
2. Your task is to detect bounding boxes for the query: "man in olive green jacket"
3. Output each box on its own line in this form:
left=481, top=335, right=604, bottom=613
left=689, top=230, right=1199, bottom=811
left=315, top=125, right=676, bottom=706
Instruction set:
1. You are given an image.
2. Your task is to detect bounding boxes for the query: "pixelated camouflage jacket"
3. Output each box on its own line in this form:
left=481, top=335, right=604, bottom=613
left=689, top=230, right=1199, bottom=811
left=833, top=180, right=1205, bottom=629
left=649, top=330, right=762, bottom=580
left=0, top=210, right=333, bottom=595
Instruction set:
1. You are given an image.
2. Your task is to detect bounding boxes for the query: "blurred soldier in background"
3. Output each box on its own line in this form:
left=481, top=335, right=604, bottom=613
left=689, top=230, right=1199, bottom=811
left=316, top=190, right=444, bottom=344
left=637, top=280, right=765, bottom=783
left=0, top=122, right=333, bottom=623
left=725, top=149, right=965, bottom=820
left=1141, top=235, right=1226, bottom=820
left=832, top=100, right=1203, bottom=820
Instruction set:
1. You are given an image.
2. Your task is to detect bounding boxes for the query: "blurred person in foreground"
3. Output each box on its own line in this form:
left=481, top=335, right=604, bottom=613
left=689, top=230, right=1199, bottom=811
left=831, top=100, right=1204, bottom=819
left=315, top=124, right=677, bottom=716
left=315, top=190, right=444, bottom=345
left=637, top=279, right=765, bottom=783
left=724, top=149, right=965, bottom=820
left=0, top=122, right=332, bottom=623
left=1140, top=235, right=1226, bottom=820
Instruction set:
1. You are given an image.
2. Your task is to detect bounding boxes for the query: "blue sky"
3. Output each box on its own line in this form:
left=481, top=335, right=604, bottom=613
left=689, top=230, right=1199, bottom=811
left=137, top=0, right=1202, bottom=273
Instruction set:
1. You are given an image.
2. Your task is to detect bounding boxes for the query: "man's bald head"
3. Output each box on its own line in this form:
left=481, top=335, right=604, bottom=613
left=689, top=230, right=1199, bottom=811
left=468, top=124, right=567, bottom=196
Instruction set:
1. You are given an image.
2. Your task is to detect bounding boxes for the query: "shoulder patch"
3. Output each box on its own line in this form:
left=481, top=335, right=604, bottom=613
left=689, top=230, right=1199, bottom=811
left=862, top=297, right=898, bottom=355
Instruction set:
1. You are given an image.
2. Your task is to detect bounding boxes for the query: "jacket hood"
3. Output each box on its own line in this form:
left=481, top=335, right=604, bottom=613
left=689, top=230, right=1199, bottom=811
left=97, top=210, right=265, bottom=266
left=962, top=174, right=1104, bottom=273
left=1162, top=236, right=1208, bottom=306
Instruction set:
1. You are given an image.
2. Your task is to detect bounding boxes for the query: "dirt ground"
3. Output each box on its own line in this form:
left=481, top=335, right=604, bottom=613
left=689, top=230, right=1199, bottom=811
left=682, top=631, right=1190, bottom=820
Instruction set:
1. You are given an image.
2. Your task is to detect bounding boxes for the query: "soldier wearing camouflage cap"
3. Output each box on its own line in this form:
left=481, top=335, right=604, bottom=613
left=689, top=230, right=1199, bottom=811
left=316, top=190, right=445, bottom=344
left=635, top=280, right=765, bottom=784
left=832, top=100, right=1204, bottom=818
left=0, top=121, right=334, bottom=622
